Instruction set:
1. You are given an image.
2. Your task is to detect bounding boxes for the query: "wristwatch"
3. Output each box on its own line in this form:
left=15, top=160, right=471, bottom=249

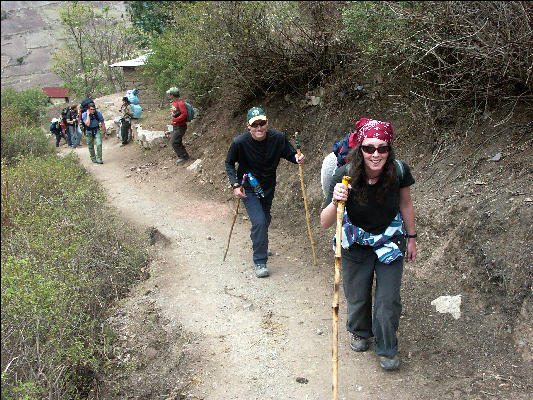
left=406, top=233, right=418, bottom=239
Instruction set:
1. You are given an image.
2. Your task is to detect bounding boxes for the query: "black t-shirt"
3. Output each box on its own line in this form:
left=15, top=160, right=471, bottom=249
left=225, top=129, right=297, bottom=189
left=66, top=110, right=77, bottom=125
left=323, top=161, right=415, bottom=234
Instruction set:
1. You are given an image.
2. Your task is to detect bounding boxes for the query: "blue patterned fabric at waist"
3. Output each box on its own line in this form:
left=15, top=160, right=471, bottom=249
left=333, top=211, right=405, bottom=264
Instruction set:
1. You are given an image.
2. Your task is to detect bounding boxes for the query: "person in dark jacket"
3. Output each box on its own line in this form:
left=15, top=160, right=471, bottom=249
left=225, top=107, right=306, bottom=278
left=66, top=105, right=80, bottom=148
left=166, top=87, right=189, bottom=163
left=50, top=118, right=67, bottom=147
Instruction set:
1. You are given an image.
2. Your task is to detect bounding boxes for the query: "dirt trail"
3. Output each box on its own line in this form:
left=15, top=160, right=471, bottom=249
left=68, top=137, right=444, bottom=400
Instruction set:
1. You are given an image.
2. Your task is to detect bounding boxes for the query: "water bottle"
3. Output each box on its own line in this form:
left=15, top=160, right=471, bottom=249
left=247, top=173, right=265, bottom=198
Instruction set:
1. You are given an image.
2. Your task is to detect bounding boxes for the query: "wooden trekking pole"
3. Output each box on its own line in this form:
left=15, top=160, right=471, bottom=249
left=223, top=174, right=247, bottom=261
left=294, top=132, right=317, bottom=265
left=332, top=175, right=351, bottom=400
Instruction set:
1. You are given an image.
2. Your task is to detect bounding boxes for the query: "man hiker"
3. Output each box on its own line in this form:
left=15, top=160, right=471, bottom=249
left=225, top=107, right=306, bottom=278
left=166, top=87, right=189, bottom=164
left=82, top=103, right=107, bottom=164
left=66, top=104, right=80, bottom=148
left=119, top=96, right=134, bottom=147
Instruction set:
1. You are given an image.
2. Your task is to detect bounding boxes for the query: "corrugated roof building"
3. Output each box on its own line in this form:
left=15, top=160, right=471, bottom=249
left=43, top=87, right=70, bottom=105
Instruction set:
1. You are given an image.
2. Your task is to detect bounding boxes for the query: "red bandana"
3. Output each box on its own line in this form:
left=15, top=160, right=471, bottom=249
left=350, top=118, right=394, bottom=146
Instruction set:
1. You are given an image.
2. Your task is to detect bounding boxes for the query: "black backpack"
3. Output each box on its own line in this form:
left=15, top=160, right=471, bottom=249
left=80, top=98, right=94, bottom=113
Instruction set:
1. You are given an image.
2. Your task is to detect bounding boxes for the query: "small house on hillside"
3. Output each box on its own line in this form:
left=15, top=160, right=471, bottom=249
left=111, top=54, right=163, bottom=110
left=43, top=87, right=70, bottom=105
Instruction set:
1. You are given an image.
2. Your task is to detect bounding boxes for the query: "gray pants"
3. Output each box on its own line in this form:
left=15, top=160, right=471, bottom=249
left=341, top=236, right=406, bottom=358
left=170, top=125, right=188, bottom=158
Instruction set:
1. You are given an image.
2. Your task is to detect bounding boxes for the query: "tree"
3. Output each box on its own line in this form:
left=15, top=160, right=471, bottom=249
left=126, top=1, right=176, bottom=46
left=52, top=2, right=138, bottom=98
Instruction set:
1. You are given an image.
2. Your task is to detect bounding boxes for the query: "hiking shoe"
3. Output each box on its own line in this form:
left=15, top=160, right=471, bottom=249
left=380, top=355, right=399, bottom=371
left=177, top=156, right=190, bottom=164
left=267, top=249, right=273, bottom=256
left=96, top=160, right=103, bottom=164
left=254, top=263, right=269, bottom=278
left=91, top=159, right=97, bottom=163
left=350, top=333, right=369, bottom=352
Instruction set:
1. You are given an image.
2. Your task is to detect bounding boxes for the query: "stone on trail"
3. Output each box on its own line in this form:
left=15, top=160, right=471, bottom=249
left=490, top=152, right=503, bottom=162
left=431, top=295, right=462, bottom=319
left=186, top=159, right=203, bottom=172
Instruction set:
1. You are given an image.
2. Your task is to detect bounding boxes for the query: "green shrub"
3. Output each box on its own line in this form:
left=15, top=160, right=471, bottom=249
left=0, top=126, right=52, bottom=164
left=141, top=1, right=531, bottom=113
left=342, top=1, right=533, bottom=110
left=1, top=154, right=149, bottom=399
left=1, top=87, right=48, bottom=124
left=142, top=1, right=350, bottom=105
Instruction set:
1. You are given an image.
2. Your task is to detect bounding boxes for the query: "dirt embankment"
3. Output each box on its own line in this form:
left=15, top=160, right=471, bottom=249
left=74, top=89, right=531, bottom=399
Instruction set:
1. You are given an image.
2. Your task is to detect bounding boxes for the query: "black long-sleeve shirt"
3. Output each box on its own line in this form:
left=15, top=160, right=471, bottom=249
left=225, top=129, right=298, bottom=190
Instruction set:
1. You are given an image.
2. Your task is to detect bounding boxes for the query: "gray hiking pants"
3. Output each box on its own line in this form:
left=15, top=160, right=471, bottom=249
left=341, top=236, right=406, bottom=358
left=170, top=125, right=188, bottom=158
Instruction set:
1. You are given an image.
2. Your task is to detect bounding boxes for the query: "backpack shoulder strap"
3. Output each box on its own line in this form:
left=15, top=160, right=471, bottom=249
left=394, top=159, right=405, bottom=181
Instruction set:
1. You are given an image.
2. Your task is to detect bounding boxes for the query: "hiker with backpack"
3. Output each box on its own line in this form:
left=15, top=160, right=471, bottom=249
left=60, top=107, right=72, bottom=147
left=66, top=104, right=80, bottom=148
left=50, top=117, right=67, bottom=147
left=119, top=96, right=134, bottom=147
left=81, top=102, right=107, bottom=164
left=320, top=118, right=417, bottom=371
left=166, top=87, right=192, bottom=164
left=225, top=107, right=306, bottom=278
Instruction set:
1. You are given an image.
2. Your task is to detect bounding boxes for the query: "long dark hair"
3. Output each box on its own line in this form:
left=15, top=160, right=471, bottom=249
left=346, top=143, right=397, bottom=204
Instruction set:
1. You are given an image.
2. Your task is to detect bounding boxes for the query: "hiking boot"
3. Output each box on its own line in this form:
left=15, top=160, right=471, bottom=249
left=96, top=160, right=103, bottom=164
left=267, top=249, right=273, bottom=256
left=177, top=156, right=189, bottom=164
left=91, top=159, right=97, bottom=163
left=350, top=333, right=369, bottom=352
left=254, top=263, right=269, bottom=278
left=380, top=355, right=399, bottom=371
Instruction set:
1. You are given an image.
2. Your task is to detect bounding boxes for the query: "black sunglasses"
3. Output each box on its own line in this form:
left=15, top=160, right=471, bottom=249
left=361, top=145, right=390, bottom=154
left=250, top=120, right=267, bottom=128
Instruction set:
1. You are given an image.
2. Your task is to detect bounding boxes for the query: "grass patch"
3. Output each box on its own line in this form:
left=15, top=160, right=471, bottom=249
left=1, top=153, right=150, bottom=399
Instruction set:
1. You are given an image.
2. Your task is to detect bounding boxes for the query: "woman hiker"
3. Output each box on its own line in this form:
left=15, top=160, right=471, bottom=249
left=320, top=117, right=417, bottom=371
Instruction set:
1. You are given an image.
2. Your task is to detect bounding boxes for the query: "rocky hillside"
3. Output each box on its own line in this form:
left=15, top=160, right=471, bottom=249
left=0, top=0, right=126, bottom=91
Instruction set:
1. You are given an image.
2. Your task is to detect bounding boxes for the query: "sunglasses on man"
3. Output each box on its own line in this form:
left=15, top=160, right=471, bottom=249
left=361, top=145, right=390, bottom=154
left=250, top=120, right=267, bottom=128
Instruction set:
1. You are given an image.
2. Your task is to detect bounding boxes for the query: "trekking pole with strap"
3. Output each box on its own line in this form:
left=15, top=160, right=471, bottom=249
left=223, top=174, right=247, bottom=261
left=294, top=132, right=317, bottom=265
left=332, top=175, right=351, bottom=400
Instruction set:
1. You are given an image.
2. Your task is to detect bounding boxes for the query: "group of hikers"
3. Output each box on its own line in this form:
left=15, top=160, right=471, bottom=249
left=49, top=97, right=134, bottom=164
left=223, top=105, right=418, bottom=372
left=50, top=86, right=417, bottom=372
